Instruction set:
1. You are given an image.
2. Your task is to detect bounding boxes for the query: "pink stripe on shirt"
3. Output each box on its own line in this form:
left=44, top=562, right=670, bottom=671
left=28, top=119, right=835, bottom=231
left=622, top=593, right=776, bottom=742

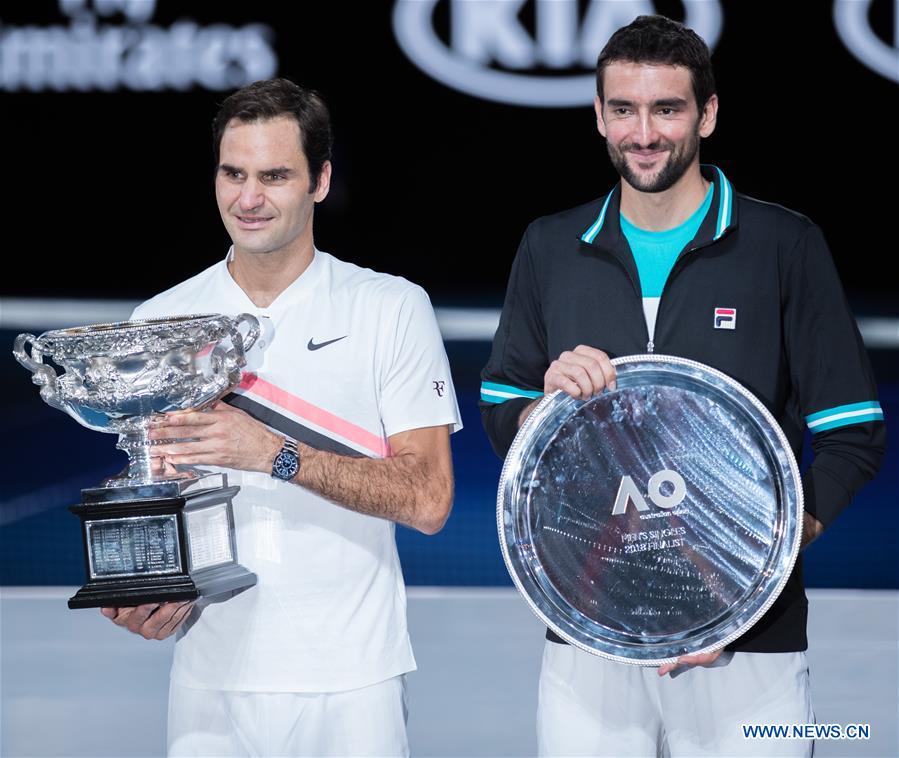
left=238, top=373, right=391, bottom=458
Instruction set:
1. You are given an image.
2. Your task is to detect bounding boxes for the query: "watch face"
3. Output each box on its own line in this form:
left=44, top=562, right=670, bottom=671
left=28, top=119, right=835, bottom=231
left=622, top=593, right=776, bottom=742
left=273, top=450, right=298, bottom=480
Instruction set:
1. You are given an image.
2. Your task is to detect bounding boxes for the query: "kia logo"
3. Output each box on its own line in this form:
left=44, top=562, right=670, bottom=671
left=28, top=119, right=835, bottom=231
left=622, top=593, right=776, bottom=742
left=392, top=0, right=723, bottom=108
left=834, top=0, right=899, bottom=84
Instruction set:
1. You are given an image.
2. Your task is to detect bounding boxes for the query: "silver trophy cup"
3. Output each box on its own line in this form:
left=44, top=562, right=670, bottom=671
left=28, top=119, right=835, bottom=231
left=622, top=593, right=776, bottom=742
left=13, top=313, right=261, bottom=608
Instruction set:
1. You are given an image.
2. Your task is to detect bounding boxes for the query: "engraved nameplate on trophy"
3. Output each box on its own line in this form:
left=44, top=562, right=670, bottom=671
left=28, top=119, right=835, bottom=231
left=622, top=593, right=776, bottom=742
left=86, top=515, right=181, bottom=579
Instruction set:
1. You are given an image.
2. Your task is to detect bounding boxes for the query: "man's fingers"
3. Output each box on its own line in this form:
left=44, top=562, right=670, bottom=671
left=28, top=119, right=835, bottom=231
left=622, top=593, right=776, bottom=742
left=572, top=351, right=612, bottom=394
left=572, top=345, right=617, bottom=390
left=572, top=344, right=612, bottom=362
left=152, top=440, right=216, bottom=458
left=558, top=377, right=585, bottom=398
left=658, top=650, right=722, bottom=677
left=546, top=361, right=587, bottom=398
left=108, top=607, right=136, bottom=626
left=598, top=359, right=616, bottom=391
left=546, top=349, right=615, bottom=398
left=154, top=410, right=216, bottom=425
left=550, top=370, right=590, bottom=399
left=149, top=412, right=217, bottom=436
left=565, top=362, right=594, bottom=398
left=101, top=601, right=194, bottom=641
left=148, top=428, right=203, bottom=442
left=153, top=602, right=195, bottom=640
left=120, top=603, right=160, bottom=632
left=142, top=601, right=194, bottom=640
left=678, top=652, right=720, bottom=666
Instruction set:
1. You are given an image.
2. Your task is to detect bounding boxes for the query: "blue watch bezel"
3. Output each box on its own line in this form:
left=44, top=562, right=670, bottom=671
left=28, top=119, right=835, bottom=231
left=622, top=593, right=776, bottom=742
left=272, top=441, right=299, bottom=481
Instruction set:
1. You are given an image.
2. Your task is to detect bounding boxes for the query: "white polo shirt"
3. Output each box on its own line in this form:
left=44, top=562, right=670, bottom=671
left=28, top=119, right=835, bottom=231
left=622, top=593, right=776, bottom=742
left=132, top=248, right=462, bottom=693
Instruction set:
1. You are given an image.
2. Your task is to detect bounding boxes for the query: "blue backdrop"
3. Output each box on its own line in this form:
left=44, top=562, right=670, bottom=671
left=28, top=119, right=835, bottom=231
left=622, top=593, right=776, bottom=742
left=2, top=336, right=896, bottom=590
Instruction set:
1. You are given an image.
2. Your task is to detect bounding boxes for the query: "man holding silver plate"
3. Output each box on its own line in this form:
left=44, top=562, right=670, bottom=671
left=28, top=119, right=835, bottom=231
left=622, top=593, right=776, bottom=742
left=101, top=79, right=462, bottom=757
left=481, top=15, right=885, bottom=758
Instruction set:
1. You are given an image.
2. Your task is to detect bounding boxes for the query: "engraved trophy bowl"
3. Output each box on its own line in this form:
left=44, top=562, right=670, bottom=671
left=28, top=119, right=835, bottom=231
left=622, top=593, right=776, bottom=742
left=13, top=313, right=260, bottom=487
left=498, top=355, right=803, bottom=666
left=12, top=313, right=261, bottom=609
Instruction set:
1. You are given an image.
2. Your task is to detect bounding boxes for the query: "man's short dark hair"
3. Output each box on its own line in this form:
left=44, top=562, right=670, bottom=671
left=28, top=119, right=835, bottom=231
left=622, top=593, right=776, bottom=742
left=212, top=78, right=333, bottom=192
left=596, top=15, right=716, bottom=110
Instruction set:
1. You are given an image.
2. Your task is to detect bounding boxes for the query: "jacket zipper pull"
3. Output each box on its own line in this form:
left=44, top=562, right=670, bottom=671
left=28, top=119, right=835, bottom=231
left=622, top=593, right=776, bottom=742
left=647, top=340, right=654, bottom=353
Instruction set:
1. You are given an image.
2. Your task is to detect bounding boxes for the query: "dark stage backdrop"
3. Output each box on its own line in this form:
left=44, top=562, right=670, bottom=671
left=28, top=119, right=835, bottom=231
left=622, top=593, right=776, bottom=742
left=1, top=0, right=897, bottom=309
left=2, top=1, right=897, bottom=590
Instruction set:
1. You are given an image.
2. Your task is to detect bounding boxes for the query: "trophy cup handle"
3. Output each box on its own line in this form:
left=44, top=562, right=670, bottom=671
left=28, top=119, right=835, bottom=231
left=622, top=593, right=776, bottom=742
left=233, top=313, right=260, bottom=355
left=12, top=333, right=67, bottom=412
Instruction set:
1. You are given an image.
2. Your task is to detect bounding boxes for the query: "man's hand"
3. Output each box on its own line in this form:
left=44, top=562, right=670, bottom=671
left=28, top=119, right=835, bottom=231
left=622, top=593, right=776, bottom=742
left=518, top=345, right=617, bottom=427
left=149, top=403, right=282, bottom=474
left=801, top=512, right=824, bottom=548
left=545, top=345, right=617, bottom=398
left=100, top=601, right=195, bottom=641
left=658, top=649, right=723, bottom=677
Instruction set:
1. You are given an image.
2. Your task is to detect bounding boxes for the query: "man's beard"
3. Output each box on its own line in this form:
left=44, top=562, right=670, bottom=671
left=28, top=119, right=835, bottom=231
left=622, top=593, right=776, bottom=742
left=607, top=126, right=700, bottom=193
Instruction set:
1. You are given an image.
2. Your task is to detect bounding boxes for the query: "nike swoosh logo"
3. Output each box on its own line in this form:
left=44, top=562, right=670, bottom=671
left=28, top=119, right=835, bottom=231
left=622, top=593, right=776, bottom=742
left=307, top=336, right=348, bottom=351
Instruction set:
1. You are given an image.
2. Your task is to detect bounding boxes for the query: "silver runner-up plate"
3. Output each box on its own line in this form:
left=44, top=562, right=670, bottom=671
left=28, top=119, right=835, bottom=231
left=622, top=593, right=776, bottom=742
left=498, top=354, right=803, bottom=666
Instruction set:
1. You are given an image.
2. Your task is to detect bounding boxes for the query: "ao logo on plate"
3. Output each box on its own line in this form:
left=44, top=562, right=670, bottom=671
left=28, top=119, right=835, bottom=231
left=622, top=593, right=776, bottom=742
left=612, top=469, right=687, bottom=515
left=392, top=0, right=723, bottom=108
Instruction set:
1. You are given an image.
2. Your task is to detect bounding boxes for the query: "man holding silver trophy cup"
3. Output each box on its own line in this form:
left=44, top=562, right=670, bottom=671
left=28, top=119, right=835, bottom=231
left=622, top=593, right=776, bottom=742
left=481, top=15, right=885, bottom=758
left=92, top=79, right=460, bottom=757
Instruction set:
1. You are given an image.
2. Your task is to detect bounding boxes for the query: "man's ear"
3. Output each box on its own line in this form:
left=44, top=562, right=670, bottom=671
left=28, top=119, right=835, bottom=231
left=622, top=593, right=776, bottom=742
left=594, top=95, right=607, bottom=138
left=699, top=94, right=718, bottom=139
left=314, top=160, right=331, bottom=202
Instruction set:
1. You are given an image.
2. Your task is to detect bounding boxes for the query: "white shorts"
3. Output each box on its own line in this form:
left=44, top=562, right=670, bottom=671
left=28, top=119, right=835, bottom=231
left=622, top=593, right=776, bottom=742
left=167, top=675, right=408, bottom=757
left=537, top=641, right=814, bottom=757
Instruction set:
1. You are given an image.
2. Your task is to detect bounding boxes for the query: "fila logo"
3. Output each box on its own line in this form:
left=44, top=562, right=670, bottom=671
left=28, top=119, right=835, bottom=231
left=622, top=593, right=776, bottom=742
left=714, top=307, right=736, bottom=330
left=392, top=0, right=723, bottom=107
left=612, top=470, right=687, bottom=515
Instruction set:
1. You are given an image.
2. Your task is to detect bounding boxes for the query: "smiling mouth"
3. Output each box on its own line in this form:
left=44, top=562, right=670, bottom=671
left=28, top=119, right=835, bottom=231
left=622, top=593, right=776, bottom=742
left=236, top=216, right=273, bottom=226
left=629, top=150, right=668, bottom=161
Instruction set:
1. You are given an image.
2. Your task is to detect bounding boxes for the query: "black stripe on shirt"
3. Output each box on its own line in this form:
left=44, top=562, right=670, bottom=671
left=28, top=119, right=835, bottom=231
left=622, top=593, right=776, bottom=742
left=223, top=392, right=368, bottom=459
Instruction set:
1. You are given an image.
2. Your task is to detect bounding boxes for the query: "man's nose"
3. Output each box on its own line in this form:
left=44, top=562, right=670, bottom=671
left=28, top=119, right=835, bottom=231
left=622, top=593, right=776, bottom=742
left=239, top=179, right=265, bottom=211
left=633, top=111, right=660, bottom=146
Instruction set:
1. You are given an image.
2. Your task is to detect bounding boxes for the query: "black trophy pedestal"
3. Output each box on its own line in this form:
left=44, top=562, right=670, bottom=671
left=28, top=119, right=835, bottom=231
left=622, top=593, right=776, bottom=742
left=68, top=474, right=257, bottom=609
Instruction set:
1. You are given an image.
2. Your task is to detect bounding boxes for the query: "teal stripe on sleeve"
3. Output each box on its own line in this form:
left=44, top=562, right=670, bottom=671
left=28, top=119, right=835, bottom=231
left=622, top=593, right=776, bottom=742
left=481, top=381, right=543, bottom=404
left=805, top=401, right=884, bottom=432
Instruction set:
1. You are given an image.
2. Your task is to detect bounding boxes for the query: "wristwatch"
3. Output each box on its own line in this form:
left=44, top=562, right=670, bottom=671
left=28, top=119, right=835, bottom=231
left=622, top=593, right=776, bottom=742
left=271, top=437, right=300, bottom=481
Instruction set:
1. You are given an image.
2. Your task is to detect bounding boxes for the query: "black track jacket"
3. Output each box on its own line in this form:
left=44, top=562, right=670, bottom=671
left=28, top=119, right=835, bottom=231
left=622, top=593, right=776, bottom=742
left=480, top=165, right=886, bottom=653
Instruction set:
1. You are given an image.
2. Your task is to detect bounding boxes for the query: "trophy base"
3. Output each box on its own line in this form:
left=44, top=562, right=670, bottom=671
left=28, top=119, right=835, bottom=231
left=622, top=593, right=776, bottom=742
left=83, top=472, right=226, bottom=503
left=68, top=477, right=257, bottom=610
left=67, top=562, right=258, bottom=609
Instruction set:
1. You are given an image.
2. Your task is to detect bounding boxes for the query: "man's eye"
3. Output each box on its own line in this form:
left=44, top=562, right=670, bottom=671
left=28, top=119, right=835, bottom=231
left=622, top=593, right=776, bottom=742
left=658, top=108, right=676, bottom=116
left=264, top=174, right=285, bottom=182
